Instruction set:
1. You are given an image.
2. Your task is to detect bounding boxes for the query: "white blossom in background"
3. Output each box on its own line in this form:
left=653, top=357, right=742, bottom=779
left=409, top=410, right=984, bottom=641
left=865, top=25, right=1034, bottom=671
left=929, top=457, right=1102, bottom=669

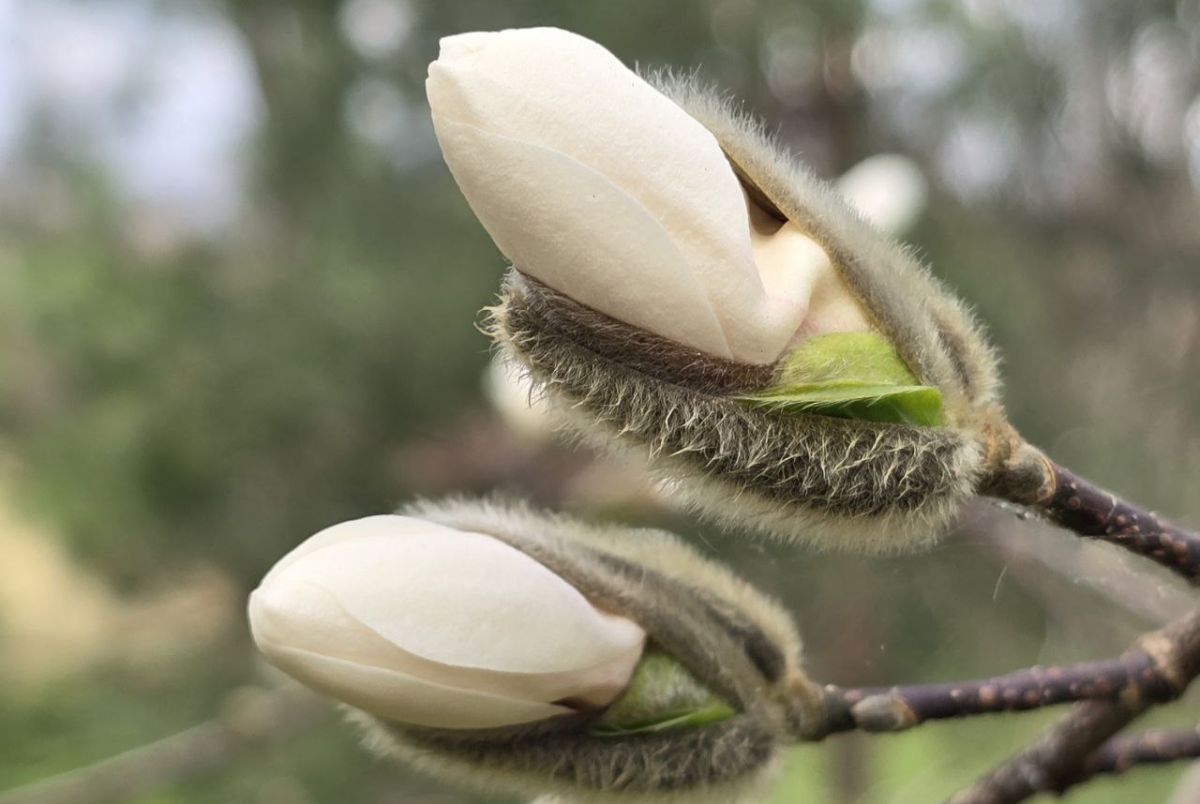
left=248, top=515, right=645, bottom=729
left=835, top=154, right=928, bottom=236
left=483, top=356, right=555, bottom=441
left=337, top=0, right=414, bottom=60
left=427, top=27, right=873, bottom=366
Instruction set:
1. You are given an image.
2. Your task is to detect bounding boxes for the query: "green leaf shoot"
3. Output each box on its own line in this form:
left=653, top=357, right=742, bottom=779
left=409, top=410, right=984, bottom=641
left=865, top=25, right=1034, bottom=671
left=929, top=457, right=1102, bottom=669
left=590, top=651, right=735, bottom=736
left=738, top=332, right=945, bottom=427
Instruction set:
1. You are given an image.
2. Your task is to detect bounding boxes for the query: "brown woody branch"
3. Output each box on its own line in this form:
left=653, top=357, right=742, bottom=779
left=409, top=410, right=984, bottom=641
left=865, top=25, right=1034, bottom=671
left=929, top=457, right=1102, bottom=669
left=816, top=650, right=1178, bottom=735
left=947, top=608, right=1200, bottom=804
left=1078, top=726, right=1200, bottom=781
left=988, top=445, right=1200, bottom=582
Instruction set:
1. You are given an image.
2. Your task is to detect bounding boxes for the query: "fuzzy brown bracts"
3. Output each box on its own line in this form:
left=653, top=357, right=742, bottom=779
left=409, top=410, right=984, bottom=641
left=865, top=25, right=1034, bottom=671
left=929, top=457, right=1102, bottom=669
left=658, top=74, right=1001, bottom=422
left=353, top=498, right=818, bottom=804
left=488, top=272, right=983, bottom=553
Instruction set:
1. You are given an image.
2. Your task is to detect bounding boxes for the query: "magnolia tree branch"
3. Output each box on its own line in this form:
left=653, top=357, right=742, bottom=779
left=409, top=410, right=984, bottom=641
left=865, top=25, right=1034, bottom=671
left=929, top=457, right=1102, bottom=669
left=1078, top=726, right=1200, bottom=780
left=993, top=453, right=1200, bottom=582
left=817, top=650, right=1180, bottom=734
left=946, top=608, right=1200, bottom=804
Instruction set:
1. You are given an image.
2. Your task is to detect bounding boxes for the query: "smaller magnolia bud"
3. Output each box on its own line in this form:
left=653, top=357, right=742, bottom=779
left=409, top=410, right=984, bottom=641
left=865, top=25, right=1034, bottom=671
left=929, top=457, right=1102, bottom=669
left=340, top=499, right=821, bottom=804
left=248, top=515, right=646, bottom=730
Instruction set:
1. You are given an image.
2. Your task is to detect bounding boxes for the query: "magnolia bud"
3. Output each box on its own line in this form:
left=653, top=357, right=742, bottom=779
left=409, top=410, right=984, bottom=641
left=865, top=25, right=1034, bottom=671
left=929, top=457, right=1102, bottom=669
left=427, top=27, right=869, bottom=366
left=248, top=515, right=646, bottom=729
left=484, top=154, right=930, bottom=446
left=343, top=499, right=822, bottom=804
left=438, top=29, right=1006, bottom=552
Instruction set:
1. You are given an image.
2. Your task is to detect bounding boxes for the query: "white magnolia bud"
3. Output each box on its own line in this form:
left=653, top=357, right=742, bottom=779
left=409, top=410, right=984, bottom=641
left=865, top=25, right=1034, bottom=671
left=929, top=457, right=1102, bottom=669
left=426, top=27, right=869, bottom=365
left=482, top=155, right=930, bottom=444
left=248, top=515, right=646, bottom=729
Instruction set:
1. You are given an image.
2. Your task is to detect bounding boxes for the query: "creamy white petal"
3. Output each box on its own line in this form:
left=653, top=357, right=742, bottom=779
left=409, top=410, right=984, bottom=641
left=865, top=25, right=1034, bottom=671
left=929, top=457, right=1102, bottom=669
left=427, top=27, right=813, bottom=363
left=263, top=644, right=573, bottom=729
left=432, top=117, right=732, bottom=358
left=272, top=520, right=645, bottom=676
left=747, top=197, right=871, bottom=343
left=260, top=514, right=427, bottom=587
left=750, top=221, right=872, bottom=342
left=795, top=259, right=875, bottom=338
left=249, top=577, right=642, bottom=707
left=250, top=581, right=396, bottom=668
left=427, top=28, right=754, bottom=299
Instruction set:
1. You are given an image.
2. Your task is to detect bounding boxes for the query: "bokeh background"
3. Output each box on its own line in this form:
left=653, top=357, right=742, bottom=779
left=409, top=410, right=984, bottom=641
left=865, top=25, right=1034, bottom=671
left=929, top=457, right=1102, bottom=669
left=2, top=1, right=1199, bottom=802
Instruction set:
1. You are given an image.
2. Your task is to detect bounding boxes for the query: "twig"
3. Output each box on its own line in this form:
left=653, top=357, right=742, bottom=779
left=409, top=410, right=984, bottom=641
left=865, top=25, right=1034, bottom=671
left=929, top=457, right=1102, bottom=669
left=993, top=452, right=1200, bottom=582
left=968, top=725, right=1200, bottom=800
left=0, top=685, right=321, bottom=804
left=819, top=650, right=1178, bottom=734
left=947, top=608, right=1200, bottom=804
left=1079, top=726, right=1200, bottom=779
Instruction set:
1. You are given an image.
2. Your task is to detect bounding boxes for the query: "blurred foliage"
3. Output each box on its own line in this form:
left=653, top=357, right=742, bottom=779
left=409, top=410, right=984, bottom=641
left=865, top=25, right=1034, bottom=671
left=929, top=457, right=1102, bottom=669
left=1, top=0, right=1198, bottom=802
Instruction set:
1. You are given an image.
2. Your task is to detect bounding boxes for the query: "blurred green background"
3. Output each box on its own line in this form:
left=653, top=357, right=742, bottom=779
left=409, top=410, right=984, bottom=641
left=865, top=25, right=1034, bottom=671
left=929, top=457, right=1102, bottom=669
left=1, top=0, right=1198, bottom=802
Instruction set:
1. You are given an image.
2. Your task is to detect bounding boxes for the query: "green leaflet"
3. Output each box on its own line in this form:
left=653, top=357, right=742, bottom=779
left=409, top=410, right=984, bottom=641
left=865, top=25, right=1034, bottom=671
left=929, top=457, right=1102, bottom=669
left=738, top=332, right=945, bottom=427
left=588, top=703, right=736, bottom=736
left=589, top=651, right=735, bottom=737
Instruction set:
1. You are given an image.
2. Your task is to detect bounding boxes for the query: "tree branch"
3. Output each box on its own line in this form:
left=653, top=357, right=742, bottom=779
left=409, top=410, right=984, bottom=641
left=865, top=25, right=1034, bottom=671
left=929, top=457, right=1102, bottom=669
left=1078, top=726, right=1200, bottom=780
left=818, top=649, right=1178, bottom=734
left=993, top=452, right=1200, bottom=582
left=947, top=608, right=1200, bottom=804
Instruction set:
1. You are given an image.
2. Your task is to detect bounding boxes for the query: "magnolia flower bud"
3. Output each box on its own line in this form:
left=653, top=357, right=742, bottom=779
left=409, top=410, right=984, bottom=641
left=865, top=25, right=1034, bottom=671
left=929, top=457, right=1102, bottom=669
left=427, top=27, right=869, bottom=366
left=433, top=28, right=1007, bottom=552
left=248, top=515, right=646, bottom=729
left=342, top=499, right=822, bottom=804
left=485, top=154, right=930, bottom=446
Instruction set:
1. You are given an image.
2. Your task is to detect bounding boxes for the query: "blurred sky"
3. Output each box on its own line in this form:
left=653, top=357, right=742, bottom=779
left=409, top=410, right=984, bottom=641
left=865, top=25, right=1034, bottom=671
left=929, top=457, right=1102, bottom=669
left=0, top=0, right=440, bottom=234
left=0, top=0, right=259, bottom=231
left=5, top=0, right=1200, bottom=240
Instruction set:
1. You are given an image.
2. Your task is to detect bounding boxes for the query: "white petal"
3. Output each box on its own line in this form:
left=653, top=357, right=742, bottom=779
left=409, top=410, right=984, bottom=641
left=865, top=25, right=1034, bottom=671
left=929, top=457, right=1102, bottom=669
left=249, top=576, right=642, bottom=708
left=432, top=117, right=732, bottom=358
left=275, top=519, right=644, bottom=675
left=749, top=217, right=872, bottom=342
left=259, top=514, right=421, bottom=587
left=264, top=644, right=573, bottom=729
left=427, top=27, right=809, bottom=363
